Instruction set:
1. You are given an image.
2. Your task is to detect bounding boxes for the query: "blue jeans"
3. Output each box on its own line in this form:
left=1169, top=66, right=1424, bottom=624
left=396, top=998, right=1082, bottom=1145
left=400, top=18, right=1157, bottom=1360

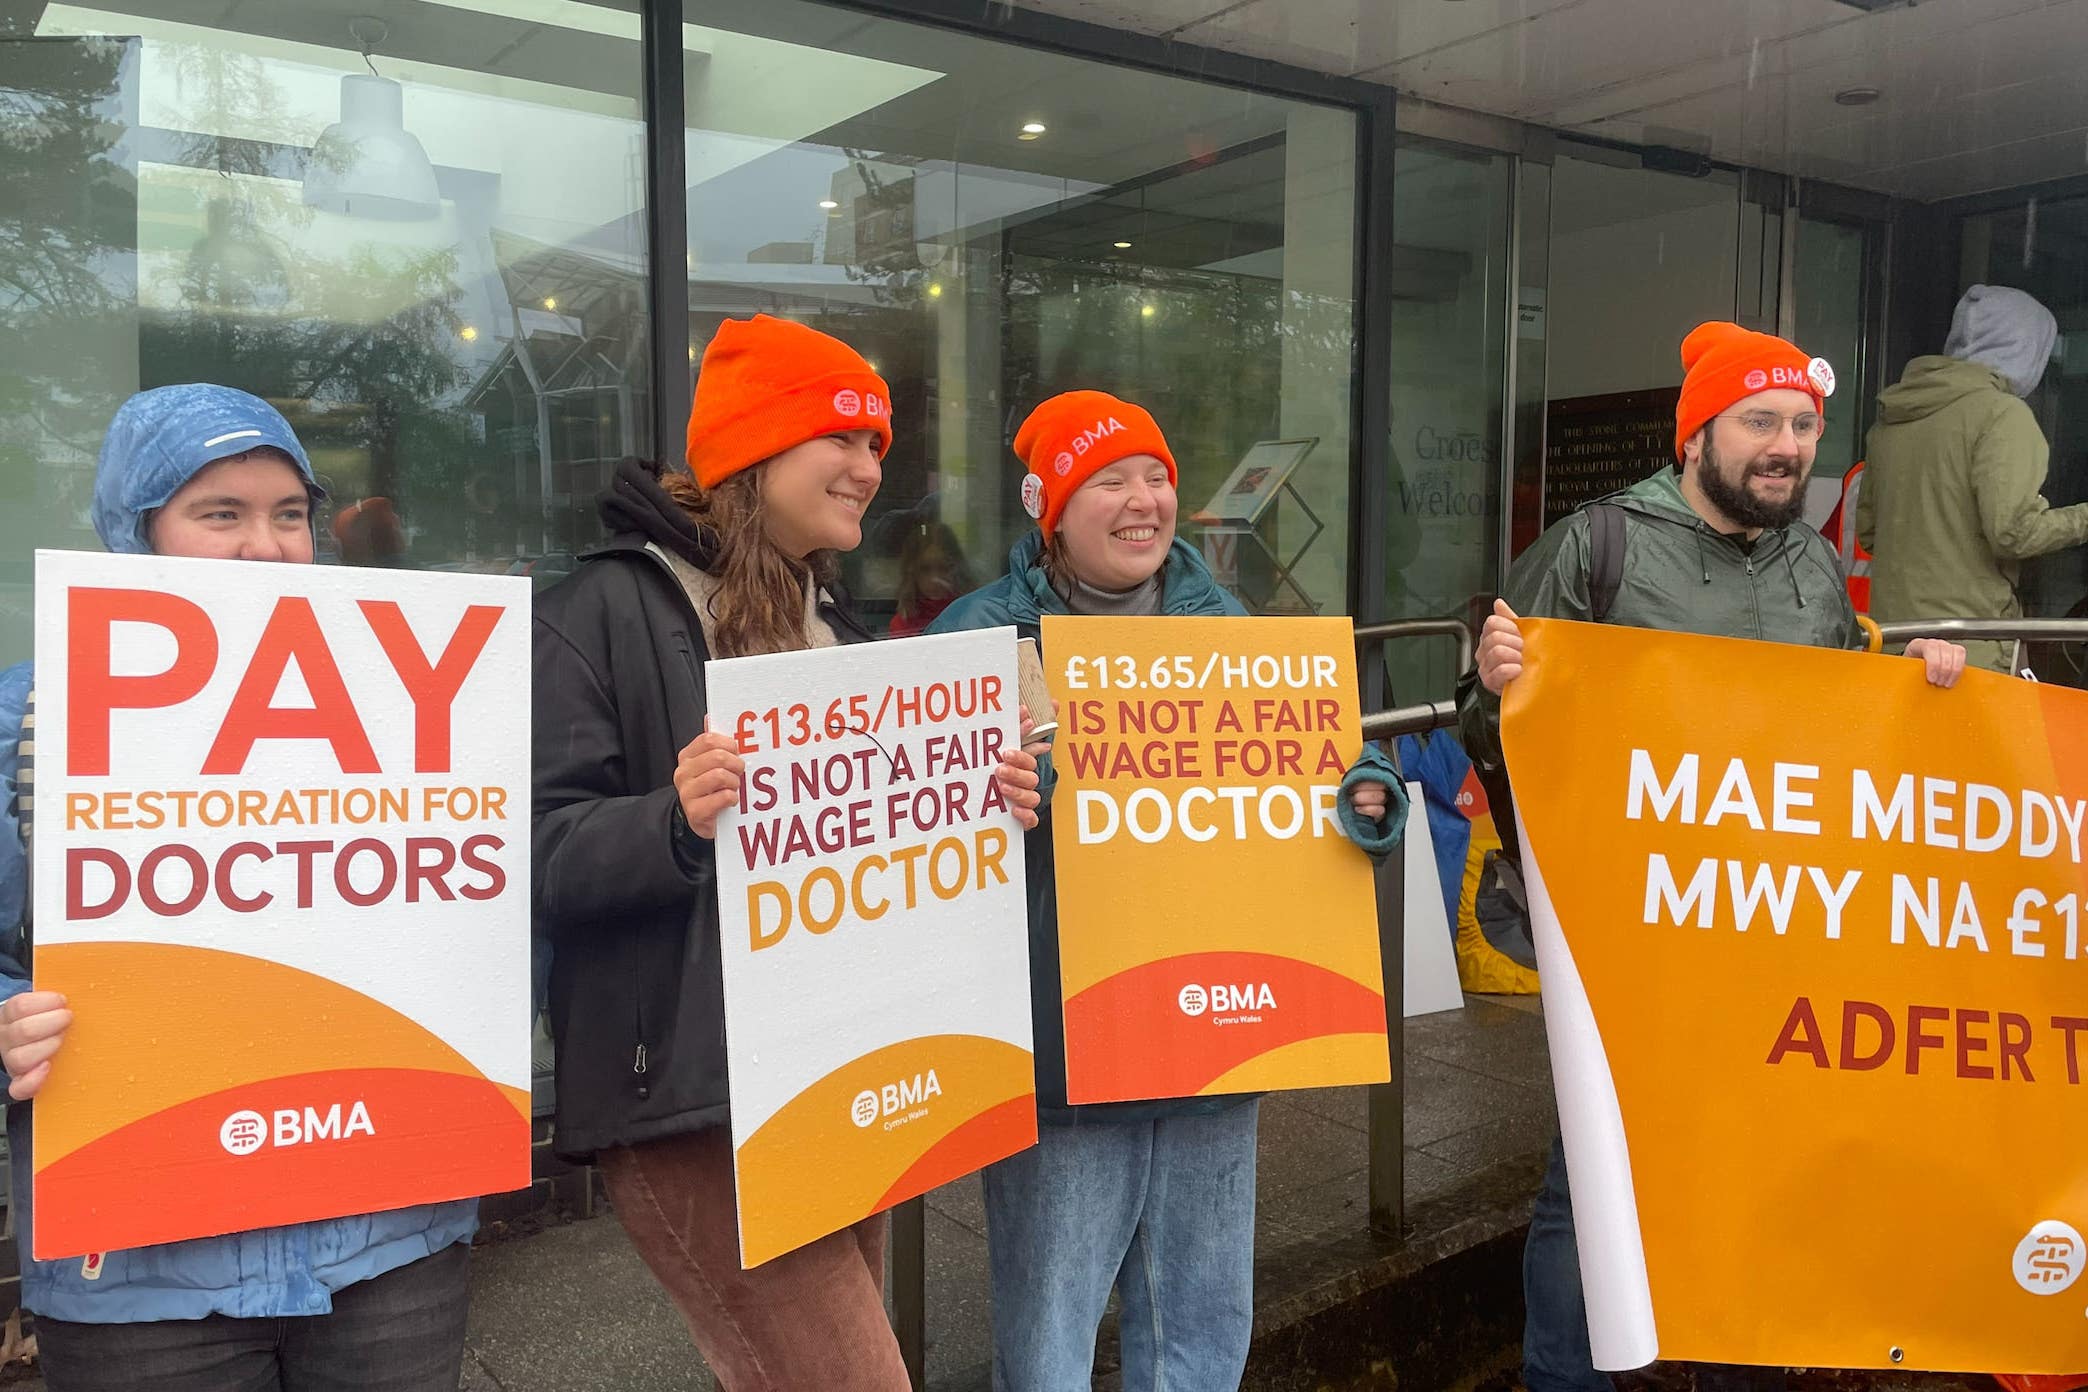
left=1524, top=1135, right=1611, bottom=1392
left=1524, top=1136, right=1785, bottom=1392
left=982, top=1101, right=1258, bottom=1392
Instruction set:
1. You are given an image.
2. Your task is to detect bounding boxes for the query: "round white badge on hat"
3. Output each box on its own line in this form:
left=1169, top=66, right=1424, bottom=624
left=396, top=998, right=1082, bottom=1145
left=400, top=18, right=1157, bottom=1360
left=1806, top=357, right=1836, bottom=397
left=1053, top=451, right=1075, bottom=477
left=1021, top=473, right=1046, bottom=519
left=832, top=389, right=862, bottom=417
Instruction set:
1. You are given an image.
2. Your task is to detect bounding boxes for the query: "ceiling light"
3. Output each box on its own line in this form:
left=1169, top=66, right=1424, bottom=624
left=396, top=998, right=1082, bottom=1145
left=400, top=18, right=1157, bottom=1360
left=1018, top=121, right=1047, bottom=141
left=459, top=325, right=479, bottom=342
left=927, top=282, right=943, bottom=298
left=1834, top=86, right=1882, bottom=106
left=302, top=19, right=439, bottom=221
left=819, top=198, right=840, bottom=210
left=1140, top=304, right=1156, bottom=319
left=542, top=296, right=558, bottom=310
left=1113, top=240, right=1132, bottom=250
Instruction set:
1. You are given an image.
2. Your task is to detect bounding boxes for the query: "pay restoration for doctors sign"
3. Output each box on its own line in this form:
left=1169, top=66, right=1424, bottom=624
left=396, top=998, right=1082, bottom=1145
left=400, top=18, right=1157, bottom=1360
left=1041, top=615, right=1389, bottom=1105
left=31, top=551, right=532, bottom=1260
left=709, top=628, right=1035, bottom=1268
left=1506, top=618, right=2088, bottom=1375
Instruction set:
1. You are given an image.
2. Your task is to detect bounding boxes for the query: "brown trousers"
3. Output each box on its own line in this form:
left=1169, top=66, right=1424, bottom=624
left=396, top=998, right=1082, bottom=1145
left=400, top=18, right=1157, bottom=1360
left=598, top=1128, right=910, bottom=1392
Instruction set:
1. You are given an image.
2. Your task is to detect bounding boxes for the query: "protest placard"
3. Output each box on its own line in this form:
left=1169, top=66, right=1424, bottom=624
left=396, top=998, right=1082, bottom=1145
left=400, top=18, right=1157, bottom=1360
left=710, top=628, right=1034, bottom=1268
left=1506, top=618, right=2088, bottom=1374
left=1041, top=615, right=1388, bottom=1105
left=31, top=551, right=531, bottom=1259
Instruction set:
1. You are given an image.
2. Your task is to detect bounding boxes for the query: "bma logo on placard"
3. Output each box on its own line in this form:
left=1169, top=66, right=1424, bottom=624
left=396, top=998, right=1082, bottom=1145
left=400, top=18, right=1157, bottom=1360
left=1178, top=983, right=1276, bottom=1022
left=2013, top=1220, right=2085, bottom=1294
left=220, top=1102, right=376, bottom=1155
left=850, top=1071, right=943, bottom=1132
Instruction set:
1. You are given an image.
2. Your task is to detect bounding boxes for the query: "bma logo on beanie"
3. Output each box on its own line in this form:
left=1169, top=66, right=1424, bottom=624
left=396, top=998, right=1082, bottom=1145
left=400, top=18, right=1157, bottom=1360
left=1012, top=390, right=1178, bottom=539
left=1744, top=369, right=1768, bottom=391
left=833, top=389, right=861, bottom=416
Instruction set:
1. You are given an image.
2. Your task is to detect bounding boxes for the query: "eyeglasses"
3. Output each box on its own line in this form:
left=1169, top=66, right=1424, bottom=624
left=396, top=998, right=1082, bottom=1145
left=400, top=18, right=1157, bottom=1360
left=1716, top=410, right=1824, bottom=444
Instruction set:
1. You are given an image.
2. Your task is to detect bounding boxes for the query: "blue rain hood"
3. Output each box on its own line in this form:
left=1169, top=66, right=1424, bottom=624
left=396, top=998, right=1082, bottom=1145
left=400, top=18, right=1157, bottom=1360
left=92, top=384, right=324, bottom=554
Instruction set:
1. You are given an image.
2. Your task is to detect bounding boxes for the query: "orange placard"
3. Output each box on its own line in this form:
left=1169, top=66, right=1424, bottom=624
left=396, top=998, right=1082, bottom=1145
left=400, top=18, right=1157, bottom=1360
left=1042, top=615, right=1389, bottom=1104
left=1505, top=618, right=2088, bottom=1374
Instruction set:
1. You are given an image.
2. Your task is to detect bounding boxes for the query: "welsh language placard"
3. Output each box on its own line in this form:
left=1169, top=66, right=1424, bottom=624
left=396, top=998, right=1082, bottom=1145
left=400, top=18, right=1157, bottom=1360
left=1506, top=618, right=2088, bottom=1374
left=710, top=629, right=1034, bottom=1268
left=31, top=550, right=531, bottom=1259
left=1041, top=615, right=1389, bottom=1104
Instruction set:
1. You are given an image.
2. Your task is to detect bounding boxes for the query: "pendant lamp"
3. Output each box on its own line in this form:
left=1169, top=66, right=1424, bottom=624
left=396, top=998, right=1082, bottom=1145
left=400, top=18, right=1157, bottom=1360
left=302, top=18, right=439, bottom=221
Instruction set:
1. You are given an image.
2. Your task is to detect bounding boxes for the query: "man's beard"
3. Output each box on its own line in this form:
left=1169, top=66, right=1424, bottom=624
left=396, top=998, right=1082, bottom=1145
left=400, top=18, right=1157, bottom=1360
left=1695, top=441, right=1807, bottom=531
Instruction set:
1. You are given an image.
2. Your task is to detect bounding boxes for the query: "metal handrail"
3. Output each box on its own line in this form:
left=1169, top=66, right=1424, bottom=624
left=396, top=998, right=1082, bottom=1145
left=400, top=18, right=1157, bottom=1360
left=1860, top=616, right=2088, bottom=652
left=1353, top=617, right=1474, bottom=676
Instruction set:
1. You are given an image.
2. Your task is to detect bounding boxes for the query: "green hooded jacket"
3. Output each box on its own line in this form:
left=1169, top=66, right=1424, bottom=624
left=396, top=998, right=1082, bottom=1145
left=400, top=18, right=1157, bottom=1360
left=1856, top=355, right=2085, bottom=673
left=1459, top=467, right=1858, bottom=769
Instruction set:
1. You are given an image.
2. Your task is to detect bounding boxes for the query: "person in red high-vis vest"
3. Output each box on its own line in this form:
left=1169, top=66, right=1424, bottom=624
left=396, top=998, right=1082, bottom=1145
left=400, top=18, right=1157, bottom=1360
left=1820, top=460, right=1873, bottom=612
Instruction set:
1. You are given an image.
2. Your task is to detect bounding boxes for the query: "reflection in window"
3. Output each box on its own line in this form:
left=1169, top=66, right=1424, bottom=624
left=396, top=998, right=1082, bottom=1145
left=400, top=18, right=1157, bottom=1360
left=0, top=1, right=652, bottom=659
left=679, top=1, right=1360, bottom=628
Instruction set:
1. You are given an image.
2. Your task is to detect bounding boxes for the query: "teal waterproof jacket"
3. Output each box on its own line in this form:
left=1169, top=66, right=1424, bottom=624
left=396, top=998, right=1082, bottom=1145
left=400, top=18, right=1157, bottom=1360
left=929, top=533, right=1407, bottom=1121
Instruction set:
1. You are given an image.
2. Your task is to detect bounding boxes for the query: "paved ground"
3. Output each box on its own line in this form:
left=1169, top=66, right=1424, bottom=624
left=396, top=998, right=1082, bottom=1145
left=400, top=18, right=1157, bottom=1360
left=0, top=995, right=1561, bottom=1391
left=477, top=993, right=1558, bottom=1392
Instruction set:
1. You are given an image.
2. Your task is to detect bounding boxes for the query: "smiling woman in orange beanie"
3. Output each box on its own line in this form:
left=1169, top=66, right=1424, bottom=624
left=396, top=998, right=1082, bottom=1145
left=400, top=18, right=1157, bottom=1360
left=926, top=389, right=1407, bottom=1392
left=531, top=314, right=1044, bottom=1392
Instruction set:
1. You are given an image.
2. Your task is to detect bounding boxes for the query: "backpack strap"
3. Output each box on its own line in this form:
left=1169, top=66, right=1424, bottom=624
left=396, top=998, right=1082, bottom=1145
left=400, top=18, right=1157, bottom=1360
left=1586, top=502, right=1627, bottom=624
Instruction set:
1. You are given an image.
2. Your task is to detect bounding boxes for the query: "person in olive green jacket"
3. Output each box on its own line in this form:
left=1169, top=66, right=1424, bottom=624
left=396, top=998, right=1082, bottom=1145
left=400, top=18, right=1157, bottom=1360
left=1462, top=322, right=1967, bottom=1392
left=1857, top=283, right=2073, bottom=673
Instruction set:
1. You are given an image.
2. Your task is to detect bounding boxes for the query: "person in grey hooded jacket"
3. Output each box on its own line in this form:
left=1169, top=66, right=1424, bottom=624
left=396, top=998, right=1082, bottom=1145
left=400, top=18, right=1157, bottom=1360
left=1858, top=284, right=2074, bottom=672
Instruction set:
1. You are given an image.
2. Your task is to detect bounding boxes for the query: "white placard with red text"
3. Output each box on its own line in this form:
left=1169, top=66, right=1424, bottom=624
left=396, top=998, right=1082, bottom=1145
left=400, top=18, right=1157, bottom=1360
left=30, top=550, right=532, bottom=1258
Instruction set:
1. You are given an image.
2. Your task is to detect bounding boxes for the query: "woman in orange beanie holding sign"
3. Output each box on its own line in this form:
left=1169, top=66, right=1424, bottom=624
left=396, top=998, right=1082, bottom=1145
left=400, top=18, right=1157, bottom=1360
left=530, top=314, right=1043, bottom=1390
left=928, top=390, right=1406, bottom=1391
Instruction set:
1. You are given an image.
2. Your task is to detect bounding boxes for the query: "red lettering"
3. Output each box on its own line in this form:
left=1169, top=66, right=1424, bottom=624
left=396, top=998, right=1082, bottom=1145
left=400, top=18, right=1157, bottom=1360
left=66, top=847, right=129, bottom=920
left=1839, top=1000, right=1895, bottom=1070
left=137, top=844, right=207, bottom=916
left=1905, top=1004, right=1949, bottom=1075
left=1766, top=996, right=1828, bottom=1067
left=2055, top=1016, right=2088, bottom=1085
left=203, top=598, right=378, bottom=775
left=332, top=838, right=398, bottom=908
left=278, top=840, right=333, bottom=909
left=2000, top=1013, right=2035, bottom=1082
left=358, top=601, right=504, bottom=773
left=405, top=837, right=458, bottom=903
left=458, top=834, right=506, bottom=901
left=1955, top=1008, right=1995, bottom=1080
left=215, top=841, right=274, bottom=913
left=66, top=588, right=217, bottom=776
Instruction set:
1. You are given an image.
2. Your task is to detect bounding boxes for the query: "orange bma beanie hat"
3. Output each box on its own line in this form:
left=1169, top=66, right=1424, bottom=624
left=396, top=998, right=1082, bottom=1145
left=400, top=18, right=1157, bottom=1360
left=1013, top=390, right=1177, bottom=540
left=685, top=314, right=892, bottom=488
left=1673, top=322, right=1835, bottom=461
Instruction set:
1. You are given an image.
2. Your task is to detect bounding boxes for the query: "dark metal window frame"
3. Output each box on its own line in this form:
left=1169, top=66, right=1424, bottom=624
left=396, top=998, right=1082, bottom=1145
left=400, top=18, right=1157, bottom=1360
left=639, top=0, right=1397, bottom=630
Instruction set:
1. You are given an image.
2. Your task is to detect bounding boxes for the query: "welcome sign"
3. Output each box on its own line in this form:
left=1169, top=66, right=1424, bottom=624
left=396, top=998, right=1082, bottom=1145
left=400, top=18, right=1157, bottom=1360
left=1042, top=615, right=1389, bottom=1104
left=710, top=628, right=1034, bottom=1268
left=31, top=551, right=532, bottom=1259
left=1506, top=618, right=2088, bottom=1374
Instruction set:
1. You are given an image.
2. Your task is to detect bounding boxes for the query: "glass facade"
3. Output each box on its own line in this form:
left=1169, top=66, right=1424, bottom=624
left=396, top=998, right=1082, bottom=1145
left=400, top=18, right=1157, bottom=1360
left=2, top=3, right=2082, bottom=687
left=0, top=1, right=655, bottom=660
left=676, top=1, right=1360, bottom=628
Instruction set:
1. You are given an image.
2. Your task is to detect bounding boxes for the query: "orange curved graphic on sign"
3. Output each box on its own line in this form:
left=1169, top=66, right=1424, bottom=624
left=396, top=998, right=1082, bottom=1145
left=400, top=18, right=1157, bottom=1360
left=34, top=941, right=510, bottom=1167
left=34, top=1066, right=528, bottom=1259
left=734, top=1033, right=1035, bottom=1267
left=1063, top=951, right=1386, bottom=1101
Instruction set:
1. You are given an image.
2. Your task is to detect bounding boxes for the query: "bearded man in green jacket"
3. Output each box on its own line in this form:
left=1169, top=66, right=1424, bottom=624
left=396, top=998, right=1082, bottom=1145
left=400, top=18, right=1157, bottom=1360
left=1858, top=283, right=2072, bottom=673
left=1464, top=321, right=1967, bottom=1392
